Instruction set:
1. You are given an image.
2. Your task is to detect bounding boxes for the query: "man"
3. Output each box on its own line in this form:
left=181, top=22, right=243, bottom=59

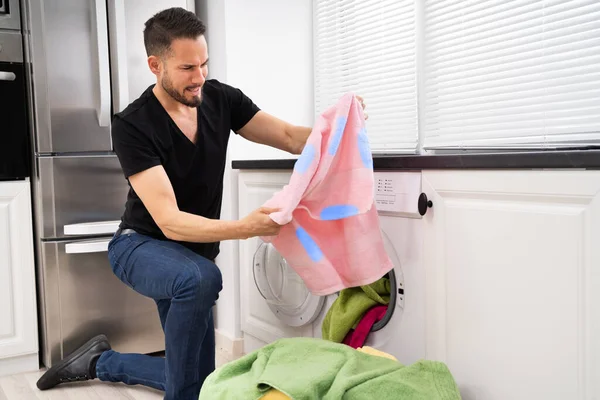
left=36, top=7, right=365, bottom=400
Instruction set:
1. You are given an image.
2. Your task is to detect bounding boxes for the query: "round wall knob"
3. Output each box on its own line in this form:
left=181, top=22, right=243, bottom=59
left=418, top=193, right=433, bottom=216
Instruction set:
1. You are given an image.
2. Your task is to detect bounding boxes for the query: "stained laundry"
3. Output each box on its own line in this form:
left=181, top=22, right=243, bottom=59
left=259, top=93, right=394, bottom=296
left=198, top=337, right=462, bottom=400
left=321, top=277, right=391, bottom=343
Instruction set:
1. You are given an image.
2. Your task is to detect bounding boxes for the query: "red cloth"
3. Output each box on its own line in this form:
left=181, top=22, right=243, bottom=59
left=342, top=305, right=388, bottom=348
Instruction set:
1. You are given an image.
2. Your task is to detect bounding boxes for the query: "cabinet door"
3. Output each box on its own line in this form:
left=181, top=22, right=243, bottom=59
left=238, top=171, right=316, bottom=350
left=422, top=170, right=600, bottom=400
left=0, top=181, right=38, bottom=359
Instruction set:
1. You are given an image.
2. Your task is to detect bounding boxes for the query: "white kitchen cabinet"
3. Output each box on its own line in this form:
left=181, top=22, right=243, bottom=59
left=238, top=171, right=321, bottom=352
left=421, top=170, right=600, bottom=400
left=0, top=181, right=39, bottom=376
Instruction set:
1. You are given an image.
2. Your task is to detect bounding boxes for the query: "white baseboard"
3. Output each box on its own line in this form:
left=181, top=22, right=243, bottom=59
left=214, top=329, right=244, bottom=368
left=0, top=353, right=39, bottom=377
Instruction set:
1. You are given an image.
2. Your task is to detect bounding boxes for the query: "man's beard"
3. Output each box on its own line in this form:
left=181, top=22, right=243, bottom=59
left=161, top=74, right=202, bottom=107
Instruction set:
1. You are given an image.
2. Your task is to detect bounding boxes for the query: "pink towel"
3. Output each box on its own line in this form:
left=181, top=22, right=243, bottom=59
left=343, top=305, right=389, bottom=349
left=260, top=93, right=394, bottom=296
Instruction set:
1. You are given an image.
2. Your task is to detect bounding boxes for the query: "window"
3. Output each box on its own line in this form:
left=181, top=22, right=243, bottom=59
left=423, top=0, right=600, bottom=150
left=313, top=0, right=419, bottom=153
left=313, top=0, right=600, bottom=153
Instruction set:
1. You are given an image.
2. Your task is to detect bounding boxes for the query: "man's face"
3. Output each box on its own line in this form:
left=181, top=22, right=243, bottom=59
left=156, top=35, right=209, bottom=107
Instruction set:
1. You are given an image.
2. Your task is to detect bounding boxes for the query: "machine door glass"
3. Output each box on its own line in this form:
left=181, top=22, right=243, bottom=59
left=253, top=241, right=324, bottom=327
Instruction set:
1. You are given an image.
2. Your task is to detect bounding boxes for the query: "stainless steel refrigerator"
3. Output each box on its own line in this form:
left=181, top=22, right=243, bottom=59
left=23, top=0, right=196, bottom=368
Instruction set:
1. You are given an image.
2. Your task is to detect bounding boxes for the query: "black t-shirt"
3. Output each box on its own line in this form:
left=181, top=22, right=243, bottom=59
left=111, top=79, right=260, bottom=260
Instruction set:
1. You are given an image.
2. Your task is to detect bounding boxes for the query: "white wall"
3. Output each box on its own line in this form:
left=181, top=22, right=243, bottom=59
left=197, top=0, right=314, bottom=340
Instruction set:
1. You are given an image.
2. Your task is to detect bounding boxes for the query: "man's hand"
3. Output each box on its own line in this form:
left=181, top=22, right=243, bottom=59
left=237, top=207, right=282, bottom=239
left=355, top=95, right=368, bottom=120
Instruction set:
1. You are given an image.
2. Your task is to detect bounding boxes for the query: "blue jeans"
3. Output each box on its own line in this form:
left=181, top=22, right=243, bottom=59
left=96, top=231, right=222, bottom=400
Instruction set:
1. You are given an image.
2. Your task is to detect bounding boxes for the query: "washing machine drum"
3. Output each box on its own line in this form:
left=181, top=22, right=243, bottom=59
left=253, top=241, right=325, bottom=327
left=252, top=232, right=402, bottom=329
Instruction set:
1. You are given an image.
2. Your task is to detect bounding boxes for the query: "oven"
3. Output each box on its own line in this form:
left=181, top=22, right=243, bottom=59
left=0, top=0, right=30, bottom=180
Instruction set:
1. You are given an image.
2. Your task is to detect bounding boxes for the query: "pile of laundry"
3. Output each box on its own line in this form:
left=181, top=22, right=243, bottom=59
left=199, top=337, right=460, bottom=399
left=322, top=276, right=391, bottom=348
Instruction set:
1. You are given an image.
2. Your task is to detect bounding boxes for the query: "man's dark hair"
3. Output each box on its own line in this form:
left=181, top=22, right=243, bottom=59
left=143, top=7, right=206, bottom=57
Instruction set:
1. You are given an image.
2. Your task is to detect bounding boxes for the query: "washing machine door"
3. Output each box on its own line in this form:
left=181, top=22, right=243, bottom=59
left=253, top=241, right=325, bottom=327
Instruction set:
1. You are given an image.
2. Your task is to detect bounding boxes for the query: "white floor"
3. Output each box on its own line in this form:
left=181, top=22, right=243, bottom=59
left=0, top=369, right=163, bottom=400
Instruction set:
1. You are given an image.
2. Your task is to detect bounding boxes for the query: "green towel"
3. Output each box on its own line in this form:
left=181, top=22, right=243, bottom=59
left=198, top=337, right=461, bottom=400
left=321, top=277, right=391, bottom=343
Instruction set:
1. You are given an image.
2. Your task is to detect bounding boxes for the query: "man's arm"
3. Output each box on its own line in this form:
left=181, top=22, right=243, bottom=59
left=237, top=110, right=311, bottom=155
left=128, top=165, right=280, bottom=242
left=237, top=96, right=367, bottom=154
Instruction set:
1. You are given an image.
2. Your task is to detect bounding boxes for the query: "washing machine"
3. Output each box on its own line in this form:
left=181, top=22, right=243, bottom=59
left=237, top=171, right=425, bottom=366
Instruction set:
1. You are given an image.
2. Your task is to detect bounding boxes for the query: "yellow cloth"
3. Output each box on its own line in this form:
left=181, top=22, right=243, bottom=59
left=261, top=388, right=291, bottom=399
left=357, top=346, right=398, bottom=361
left=259, top=347, right=398, bottom=399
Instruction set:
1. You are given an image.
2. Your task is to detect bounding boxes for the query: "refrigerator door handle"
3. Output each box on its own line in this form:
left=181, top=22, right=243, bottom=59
left=65, top=239, right=111, bottom=254
left=64, top=220, right=120, bottom=236
left=107, top=0, right=129, bottom=114
left=92, top=0, right=111, bottom=127
left=28, top=0, right=52, bottom=152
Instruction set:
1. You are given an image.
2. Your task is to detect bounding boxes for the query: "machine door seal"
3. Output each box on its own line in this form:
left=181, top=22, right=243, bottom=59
left=253, top=241, right=325, bottom=327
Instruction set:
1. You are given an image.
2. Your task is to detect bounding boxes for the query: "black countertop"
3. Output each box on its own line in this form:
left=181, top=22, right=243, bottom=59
left=232, top=149, right=600, bottom=171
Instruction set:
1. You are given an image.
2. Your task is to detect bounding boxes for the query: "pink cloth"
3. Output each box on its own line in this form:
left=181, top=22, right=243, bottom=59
left=260, top=93, right=394, bottom=296
left=342, top=305, right=389, bottom=349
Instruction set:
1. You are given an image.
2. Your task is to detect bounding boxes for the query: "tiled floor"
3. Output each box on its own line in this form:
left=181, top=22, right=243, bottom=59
left=0, top=369, right=163, bottom=400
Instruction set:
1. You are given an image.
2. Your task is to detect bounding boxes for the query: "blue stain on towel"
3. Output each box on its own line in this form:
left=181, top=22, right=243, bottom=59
left=328, top=116, right=347, bottom=156
left=357, top=127, right=373, bottom=169
left=320, top=205, right=359, bottom=220
left=296, top=227, right=324, bottom=262
left=294, top=144, right=315, bottom=173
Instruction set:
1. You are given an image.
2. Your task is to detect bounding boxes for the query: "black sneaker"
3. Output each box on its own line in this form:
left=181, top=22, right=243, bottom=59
left=36, top=334, right=111, bottom=390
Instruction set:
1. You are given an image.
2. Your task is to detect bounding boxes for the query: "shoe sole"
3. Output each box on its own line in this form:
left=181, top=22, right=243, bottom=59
left=36, top=334, right=110, bottom=390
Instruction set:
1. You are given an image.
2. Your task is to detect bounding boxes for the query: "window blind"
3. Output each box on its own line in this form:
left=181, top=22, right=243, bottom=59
left=313, top=0, right=419, bottom=153
left=422, top=0, right=600, bottom=149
